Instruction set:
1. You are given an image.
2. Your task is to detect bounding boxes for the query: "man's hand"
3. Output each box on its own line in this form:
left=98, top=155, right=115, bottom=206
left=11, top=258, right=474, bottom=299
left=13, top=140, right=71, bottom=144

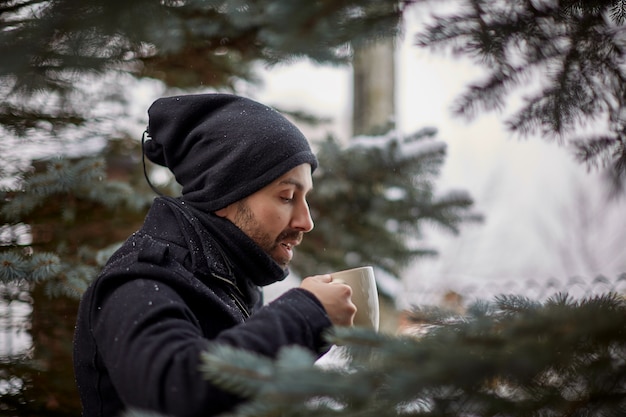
left=300, top=274, right=357, bottom=326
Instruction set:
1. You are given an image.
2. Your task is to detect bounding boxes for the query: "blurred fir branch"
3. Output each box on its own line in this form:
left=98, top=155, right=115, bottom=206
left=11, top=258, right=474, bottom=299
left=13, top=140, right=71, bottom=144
left=414, top=0, right=626, bottom=193
left=0, top=153, right=152, bottom=298
left=183, top=291, right=625, bottom=417
left=295, top=128, right=482, bottom=281
left=3, top=158, right=127, bottom=221
left=0, top=0, right=406, bottom=133
left=121, top=289, right=626, bottom=417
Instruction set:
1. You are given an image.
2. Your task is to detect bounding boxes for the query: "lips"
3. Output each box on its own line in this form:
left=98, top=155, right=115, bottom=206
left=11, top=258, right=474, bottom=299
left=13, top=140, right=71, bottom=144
left=277, top=242, right=293, bottom=263
left=274, top=231, right=303, bottom=264
left=280, top=240, right=297, bottom=255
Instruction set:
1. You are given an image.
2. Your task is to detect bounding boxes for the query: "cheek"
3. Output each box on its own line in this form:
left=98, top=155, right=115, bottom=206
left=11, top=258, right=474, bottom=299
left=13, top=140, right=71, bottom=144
left=272, top=212, right=287, bottom=229
left=266, top=208, right=290, bottom=232
left=255, top=206, right=284, bottom=228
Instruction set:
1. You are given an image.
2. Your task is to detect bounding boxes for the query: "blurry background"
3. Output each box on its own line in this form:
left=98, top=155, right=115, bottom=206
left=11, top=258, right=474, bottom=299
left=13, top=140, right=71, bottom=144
left=257, top=10, right=626, bottom=309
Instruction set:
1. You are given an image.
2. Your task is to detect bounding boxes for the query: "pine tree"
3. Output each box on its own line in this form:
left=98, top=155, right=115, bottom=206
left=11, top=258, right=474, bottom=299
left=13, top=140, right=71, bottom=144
left=295, top=128, right=482, bottom=282
left=184, top=291, right=626, bottom=417
left=0, top=0, right=405, bottom=133
left=3, top=1, right=625, bottom=416
left=412, top=0, right=626, bottom=193
left=0, top=139, right=155, bottom=414
left=0, top=2, right=483, bottom=413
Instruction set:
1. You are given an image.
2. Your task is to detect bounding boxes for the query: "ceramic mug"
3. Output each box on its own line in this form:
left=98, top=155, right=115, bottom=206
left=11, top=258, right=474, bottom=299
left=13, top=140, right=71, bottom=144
left=330, top=266, right=379, bottom=331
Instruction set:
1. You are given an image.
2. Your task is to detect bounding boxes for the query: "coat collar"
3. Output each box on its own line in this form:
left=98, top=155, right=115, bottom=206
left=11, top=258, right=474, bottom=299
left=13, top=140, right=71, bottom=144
left=146, top=197, right=288, bottom=288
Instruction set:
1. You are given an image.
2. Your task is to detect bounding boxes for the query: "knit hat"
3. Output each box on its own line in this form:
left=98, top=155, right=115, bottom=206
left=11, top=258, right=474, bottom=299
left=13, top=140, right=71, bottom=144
left=143, top=93, right=318, bottom=212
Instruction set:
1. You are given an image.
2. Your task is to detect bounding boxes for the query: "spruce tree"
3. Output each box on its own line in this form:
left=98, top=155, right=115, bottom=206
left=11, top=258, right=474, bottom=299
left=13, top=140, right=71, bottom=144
left=195, top=291, right=626, bottom=417
left=1, top=0, right=405, bottom=132
left=412, top=0, right=626, bottom=192
left=0, top=140, right=154, bottom=414
left=119, top=289, right=626, bottom=417
left=296, top=128, right=482, bottom=282
left=0, top=2, right=483, bottom=414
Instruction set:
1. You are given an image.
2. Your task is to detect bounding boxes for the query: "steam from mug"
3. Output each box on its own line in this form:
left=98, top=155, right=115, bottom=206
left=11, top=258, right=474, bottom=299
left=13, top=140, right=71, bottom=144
left=330, top=266, right=380, bottom=331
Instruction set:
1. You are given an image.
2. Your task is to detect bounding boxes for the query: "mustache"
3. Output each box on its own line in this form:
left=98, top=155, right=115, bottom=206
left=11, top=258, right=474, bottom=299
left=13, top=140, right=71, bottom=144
left=277, top=230, right=303, bottom=245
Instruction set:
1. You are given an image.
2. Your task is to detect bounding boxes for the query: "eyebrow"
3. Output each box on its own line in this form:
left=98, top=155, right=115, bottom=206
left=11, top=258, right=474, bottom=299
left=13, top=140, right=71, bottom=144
left=278, top=178, right=313, bottom=192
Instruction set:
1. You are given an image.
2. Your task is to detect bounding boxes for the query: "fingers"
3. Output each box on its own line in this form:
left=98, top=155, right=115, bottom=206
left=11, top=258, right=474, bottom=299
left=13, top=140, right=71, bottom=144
left=305, top=274, right=332, bottom=283
left=319, top=274, right=332, bottom=283
left=304, top=273, right=345, bottom=285
left=300, top=274, right=356, bottom=327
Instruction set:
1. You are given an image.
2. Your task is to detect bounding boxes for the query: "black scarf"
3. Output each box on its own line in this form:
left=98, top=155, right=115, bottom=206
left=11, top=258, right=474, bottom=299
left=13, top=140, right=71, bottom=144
left=158, top=196, right=288, bottom=288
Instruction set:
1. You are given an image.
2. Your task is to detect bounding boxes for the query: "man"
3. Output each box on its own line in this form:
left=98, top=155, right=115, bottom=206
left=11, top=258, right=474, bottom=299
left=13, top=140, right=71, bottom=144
left=72, top=94, right=356, bottom=417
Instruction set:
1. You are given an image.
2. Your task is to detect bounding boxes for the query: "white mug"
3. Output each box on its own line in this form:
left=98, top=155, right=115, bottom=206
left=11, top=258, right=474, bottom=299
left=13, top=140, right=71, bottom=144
left=330, top=266, right=379, bottom=331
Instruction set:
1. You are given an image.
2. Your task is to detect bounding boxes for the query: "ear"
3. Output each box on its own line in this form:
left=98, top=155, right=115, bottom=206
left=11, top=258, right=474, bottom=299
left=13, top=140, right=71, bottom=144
left=215, top=207, right=229, bottom=218
left=215, top=203, right=236, bottom=219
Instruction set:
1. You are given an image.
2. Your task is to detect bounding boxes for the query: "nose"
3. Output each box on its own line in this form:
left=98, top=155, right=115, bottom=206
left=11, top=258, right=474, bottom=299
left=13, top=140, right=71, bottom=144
left=292, top=200, right=314, bottom=232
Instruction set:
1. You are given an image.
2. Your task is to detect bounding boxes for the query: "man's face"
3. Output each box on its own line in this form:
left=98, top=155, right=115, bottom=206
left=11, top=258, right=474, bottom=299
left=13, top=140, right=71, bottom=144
left=216, top=164, right=314, bottom=268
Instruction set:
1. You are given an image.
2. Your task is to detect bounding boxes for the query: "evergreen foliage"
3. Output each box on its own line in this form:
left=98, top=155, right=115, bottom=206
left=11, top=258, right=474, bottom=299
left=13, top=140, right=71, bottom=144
left=413, top=0, right=626, bottom=193
left=0, top=0, right=414, bottom=295
left=0, top=119, right=479, bottom=414
left=167, top=291, right=626, bottom=417
left=0, top=0, right=481, bottom=403
left=0, top=155, right=150, bottom=298
left=6, top=1, right=625, bottom=415
left=0, top=140, right=154, bottom=413
left=295, top=128, right=482, bottom=280
left=0, top=0, right=405, bottom=133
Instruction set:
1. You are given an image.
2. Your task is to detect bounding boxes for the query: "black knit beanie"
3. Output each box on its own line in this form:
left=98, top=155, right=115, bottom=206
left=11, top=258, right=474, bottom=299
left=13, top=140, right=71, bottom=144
left=143, top=94, right=318, bottom=212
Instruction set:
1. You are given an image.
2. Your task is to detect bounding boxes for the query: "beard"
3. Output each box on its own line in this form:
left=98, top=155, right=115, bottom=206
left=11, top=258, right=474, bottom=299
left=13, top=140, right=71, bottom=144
left=232, top=200, right=303, bottom=268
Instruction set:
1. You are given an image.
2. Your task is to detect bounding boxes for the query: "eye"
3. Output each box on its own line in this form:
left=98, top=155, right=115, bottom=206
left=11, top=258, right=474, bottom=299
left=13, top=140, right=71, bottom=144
left=279, top=190, right=295, bottom=202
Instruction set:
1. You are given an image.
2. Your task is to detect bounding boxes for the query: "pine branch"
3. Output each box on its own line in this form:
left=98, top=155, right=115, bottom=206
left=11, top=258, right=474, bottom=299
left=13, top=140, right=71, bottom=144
left=414, top=0, right=626, bottom=187
left=199, top=291, right=626, bottom=417
left=295, top=129, right=480, bottom=280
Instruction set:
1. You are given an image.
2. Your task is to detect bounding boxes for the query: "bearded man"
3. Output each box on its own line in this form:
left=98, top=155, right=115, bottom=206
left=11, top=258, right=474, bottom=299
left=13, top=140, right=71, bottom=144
left=73, top=94, right=356, bottom=417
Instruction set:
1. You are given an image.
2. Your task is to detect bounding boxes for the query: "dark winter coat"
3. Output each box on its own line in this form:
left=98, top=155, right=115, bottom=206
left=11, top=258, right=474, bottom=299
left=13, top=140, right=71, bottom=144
left=73, top=197, right=332, bottom=417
